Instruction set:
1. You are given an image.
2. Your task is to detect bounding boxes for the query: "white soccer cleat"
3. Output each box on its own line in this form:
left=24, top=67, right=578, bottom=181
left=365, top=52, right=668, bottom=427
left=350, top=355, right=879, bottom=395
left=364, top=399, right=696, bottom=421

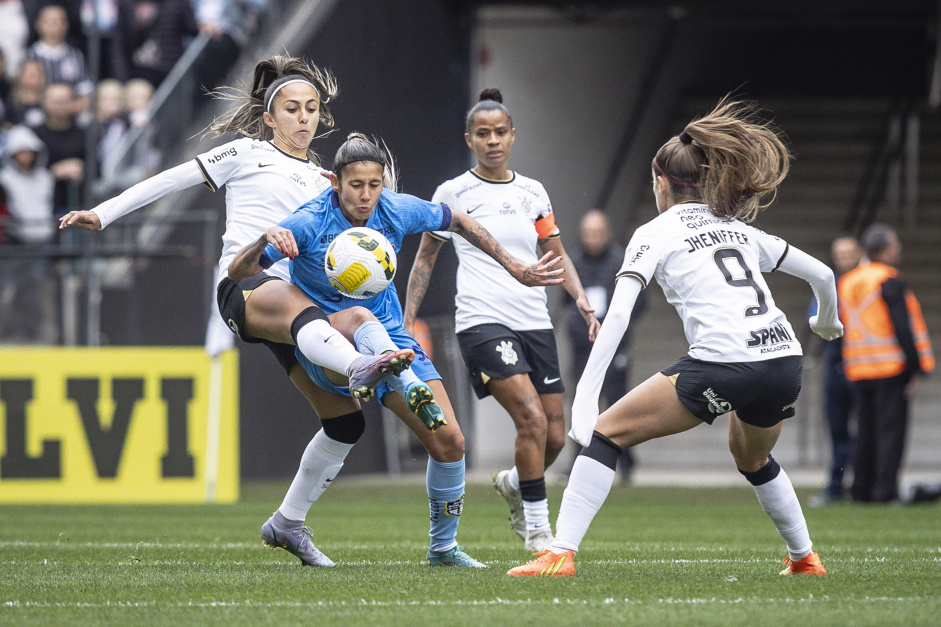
left=524, top=527, right=555, bottom=553
left=492, top=469, right=526, bottom=540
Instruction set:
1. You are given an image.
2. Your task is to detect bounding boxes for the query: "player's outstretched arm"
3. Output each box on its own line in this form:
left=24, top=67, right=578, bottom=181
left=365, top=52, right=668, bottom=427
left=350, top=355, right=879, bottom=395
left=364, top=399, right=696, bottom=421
left=403, top=233, right=446, bottom=336
left=59, top=161, right=206, bottom=231
left=539, top=236, right=600, bottom=341
left=776, top=245, right=843, bottom=340
left=448, top=211, right=564, bottom=287
left=569, top=276, right=642, bottom=446
left=228, top=226, right=299, bottom=280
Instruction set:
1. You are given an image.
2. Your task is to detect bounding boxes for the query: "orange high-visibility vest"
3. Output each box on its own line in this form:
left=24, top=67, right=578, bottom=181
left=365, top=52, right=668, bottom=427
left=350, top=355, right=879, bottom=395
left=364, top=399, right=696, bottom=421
left=839, top=261, right=935, bottom=381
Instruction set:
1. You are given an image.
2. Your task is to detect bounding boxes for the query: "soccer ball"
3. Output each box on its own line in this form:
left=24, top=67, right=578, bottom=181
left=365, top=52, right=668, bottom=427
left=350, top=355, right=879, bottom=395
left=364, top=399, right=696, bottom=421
left=324, top=227, right=397, bottom=299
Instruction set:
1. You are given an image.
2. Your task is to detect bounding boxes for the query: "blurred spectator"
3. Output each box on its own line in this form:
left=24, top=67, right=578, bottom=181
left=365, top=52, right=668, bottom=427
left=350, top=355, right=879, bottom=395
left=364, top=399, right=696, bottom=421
left=24, top=4, right=93, bottom=114
left=0, top=124, right=57, bottom=343
left=0, top=0, right=30, bottom=81
left=113, top=0, right=198, bottom=86
left=192, top=0, right=266, bottom=99
left=93, top=77, right=158, bottom=196
left=808, top=234, right=862, bottom=507
left=4, top=58, right=46, bottom=128
left=80, top=0, right=121, bottom=79
left=123, top=76, right=153, bottom=127
left=34, top=83, right=86, bottom=214
left=840, top=224, right=935, bottom=503
left=0, top=50, right=11, bottom=125
left=564, top=209, right=646, bottom=480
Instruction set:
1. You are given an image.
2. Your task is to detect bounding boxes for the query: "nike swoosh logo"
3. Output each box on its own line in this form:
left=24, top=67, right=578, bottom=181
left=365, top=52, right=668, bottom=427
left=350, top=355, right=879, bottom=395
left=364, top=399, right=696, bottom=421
left=543, top=377, right=560, bottom=385
left=466, top=204, right=484, bottom=214
left=258, top=163, right=276, bottom=168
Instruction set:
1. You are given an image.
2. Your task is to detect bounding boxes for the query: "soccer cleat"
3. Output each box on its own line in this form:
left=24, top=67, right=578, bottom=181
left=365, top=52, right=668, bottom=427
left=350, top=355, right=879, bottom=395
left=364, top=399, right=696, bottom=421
left=492, top=470, right=526, bottom=540
left=426, top=545, right=487, bottom=568
left=507, top=549, right=575, bottom=577
left=407, top=382, right=446, bottom=431
left=260, top=517, right=335, bottom=567
left=524, top=528, right=555, bottom=553
left=780, top=551, right=827, bottom=575
left=348, top=348, right=415, bottom=400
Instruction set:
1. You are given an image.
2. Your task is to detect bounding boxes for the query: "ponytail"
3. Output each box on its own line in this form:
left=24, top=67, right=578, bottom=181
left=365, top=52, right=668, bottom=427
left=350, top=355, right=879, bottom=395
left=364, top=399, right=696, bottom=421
left=653, top=97, right=790, bottom=223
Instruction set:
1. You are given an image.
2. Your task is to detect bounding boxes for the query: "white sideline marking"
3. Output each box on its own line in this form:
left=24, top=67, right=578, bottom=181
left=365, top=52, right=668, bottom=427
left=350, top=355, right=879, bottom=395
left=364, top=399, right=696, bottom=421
left=1, top=596, right=931, bottom=610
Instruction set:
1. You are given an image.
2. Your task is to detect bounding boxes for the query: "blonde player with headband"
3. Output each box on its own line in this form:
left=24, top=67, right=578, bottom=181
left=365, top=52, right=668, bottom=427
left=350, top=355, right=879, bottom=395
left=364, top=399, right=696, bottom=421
left=59, top=55, right=414, bottom=567
left=508, top=97, right=842, bottom=577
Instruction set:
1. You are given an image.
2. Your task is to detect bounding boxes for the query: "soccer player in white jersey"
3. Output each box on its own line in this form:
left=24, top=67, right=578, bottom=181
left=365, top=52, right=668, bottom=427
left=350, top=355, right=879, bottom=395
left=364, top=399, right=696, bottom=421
left=404, top=89, right=600, bottom=553
left=58, top=56, right=414, bottom=567
left=508, top=98, right=844, bottom=577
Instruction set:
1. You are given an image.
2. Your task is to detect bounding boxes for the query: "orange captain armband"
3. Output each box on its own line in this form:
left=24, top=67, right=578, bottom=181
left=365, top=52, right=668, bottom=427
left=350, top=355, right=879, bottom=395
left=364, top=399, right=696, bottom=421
left=534, top=212, right=559, bottom=239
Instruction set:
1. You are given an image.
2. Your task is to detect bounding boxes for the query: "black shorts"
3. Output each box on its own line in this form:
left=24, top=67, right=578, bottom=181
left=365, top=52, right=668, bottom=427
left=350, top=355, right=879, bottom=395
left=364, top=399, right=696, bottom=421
left=456, top=323, right=564, bottom=399
left=661, top=354, right=803, bottom=428
left=216, top=274, right=298, bottom=374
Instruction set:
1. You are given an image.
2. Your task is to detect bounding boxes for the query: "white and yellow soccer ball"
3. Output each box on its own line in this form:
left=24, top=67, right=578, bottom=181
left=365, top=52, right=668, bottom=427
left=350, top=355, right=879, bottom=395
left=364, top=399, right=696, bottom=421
left=324, top=227, right=397, bottom=299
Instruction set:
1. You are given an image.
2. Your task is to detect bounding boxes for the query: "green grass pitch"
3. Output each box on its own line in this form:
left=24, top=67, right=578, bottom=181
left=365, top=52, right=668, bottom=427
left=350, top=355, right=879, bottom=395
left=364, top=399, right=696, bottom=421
left=1, top=481, right=938, bottom=625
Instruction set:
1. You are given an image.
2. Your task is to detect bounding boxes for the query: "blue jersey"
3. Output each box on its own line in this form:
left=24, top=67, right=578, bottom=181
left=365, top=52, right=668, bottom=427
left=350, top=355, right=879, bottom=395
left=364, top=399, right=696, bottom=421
left=262, top=187, right=452, bottom=329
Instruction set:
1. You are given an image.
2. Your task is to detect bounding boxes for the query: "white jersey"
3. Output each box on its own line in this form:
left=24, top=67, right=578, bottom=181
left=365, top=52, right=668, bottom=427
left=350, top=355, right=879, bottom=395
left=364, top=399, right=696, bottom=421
left=195, top=137, right=332, bottom=283
left=432, top=170, right=560, bottom=332
left=617, top=202, right=801, bottom=362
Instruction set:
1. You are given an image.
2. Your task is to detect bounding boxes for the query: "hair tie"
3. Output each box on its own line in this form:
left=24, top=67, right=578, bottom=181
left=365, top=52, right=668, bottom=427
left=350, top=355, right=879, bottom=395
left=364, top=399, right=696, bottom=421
left=679, top=131, right=693, bottom=145
left=266, top=79, right=319, bottom=112
left=653, top=157, right=699, bottom=188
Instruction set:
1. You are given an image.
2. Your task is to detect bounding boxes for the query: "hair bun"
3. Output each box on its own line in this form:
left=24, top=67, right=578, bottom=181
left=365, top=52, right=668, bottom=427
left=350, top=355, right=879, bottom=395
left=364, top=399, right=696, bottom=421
left=479, top=87, right=503, bottom=104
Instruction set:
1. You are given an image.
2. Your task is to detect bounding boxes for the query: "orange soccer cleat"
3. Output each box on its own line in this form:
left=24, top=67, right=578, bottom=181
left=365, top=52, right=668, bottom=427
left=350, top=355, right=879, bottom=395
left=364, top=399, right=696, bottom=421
left=506, top=549, right=575, bottom=577
left=780, top=551, right=827, bottom=575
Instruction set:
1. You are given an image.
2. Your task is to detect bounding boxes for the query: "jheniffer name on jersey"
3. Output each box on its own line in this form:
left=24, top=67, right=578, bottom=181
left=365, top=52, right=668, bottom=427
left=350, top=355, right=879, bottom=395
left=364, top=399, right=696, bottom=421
left=746, top=322, right=793, bottom=350
left=685, top=229, right=750, bottom=253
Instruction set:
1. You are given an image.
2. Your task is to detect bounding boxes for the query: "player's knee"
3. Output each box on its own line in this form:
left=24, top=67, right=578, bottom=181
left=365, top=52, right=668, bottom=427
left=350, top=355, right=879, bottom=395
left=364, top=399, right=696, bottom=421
left=321, top=410, right=366, bottom=445
left=738, top=454, right=780, bottom=484
left=345, top=306, right=378, bottom=327
left=545, top=426, right=566, bottom=458
left=514, top=403, right=548, bottom=442
left=290, top=306, right=328, bottom=343
left=429, top=429, right=464, bottom=462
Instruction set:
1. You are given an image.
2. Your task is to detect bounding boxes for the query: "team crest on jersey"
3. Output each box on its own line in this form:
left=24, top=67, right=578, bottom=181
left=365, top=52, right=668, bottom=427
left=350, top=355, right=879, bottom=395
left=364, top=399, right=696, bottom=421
left=496, top=340, right=518, bottom=365
left=520, top=196, right=533, bottom=216
left=703, top=387, right=731, bottom=414
left=445, top=494, right=464, bottom=517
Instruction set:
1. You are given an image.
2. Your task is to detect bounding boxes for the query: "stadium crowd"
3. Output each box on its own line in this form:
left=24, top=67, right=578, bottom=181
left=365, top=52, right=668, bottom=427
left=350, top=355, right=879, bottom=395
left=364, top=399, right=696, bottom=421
left=0, top=0, right=265, bottom=343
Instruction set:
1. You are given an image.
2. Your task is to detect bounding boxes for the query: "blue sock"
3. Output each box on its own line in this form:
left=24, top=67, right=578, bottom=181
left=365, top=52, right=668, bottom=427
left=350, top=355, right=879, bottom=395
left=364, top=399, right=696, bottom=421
left=426, top=456, right=465, bottom=552
left=353, top=320, right=421, bottom=397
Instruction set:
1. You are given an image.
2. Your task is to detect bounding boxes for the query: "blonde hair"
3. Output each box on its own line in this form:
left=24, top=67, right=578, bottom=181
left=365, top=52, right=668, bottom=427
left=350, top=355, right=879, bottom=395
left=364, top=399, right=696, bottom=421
left=207, top=55, right=338, bottom=165
left=333, top=132, right=399, bottom=192
left=653, top=97, right=790, bottom=223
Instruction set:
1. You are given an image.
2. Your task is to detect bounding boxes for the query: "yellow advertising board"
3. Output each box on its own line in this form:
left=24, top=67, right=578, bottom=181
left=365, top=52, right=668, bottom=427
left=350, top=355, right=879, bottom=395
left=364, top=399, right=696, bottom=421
left=0, top=347, right=238, bottom=503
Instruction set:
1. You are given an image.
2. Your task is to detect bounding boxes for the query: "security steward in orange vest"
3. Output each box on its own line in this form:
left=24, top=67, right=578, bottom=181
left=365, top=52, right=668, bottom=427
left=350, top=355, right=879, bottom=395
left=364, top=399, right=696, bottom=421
left=839, top=223, right=934, bottom=503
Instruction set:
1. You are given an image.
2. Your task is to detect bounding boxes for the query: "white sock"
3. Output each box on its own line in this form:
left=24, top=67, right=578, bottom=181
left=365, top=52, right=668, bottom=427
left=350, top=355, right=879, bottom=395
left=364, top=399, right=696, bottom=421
left=508, top=466, right=520, bottom=491
left=522, top=498, right=551, bottom=531
left=751, top=468, right=813, bottom=561
left=353, top=320, right=420, bottom=396
left=551, top=455, right=616, bottom=553
left=295, top=319, right=362, bottom=376
left=278, top=429, right=354, bottom=521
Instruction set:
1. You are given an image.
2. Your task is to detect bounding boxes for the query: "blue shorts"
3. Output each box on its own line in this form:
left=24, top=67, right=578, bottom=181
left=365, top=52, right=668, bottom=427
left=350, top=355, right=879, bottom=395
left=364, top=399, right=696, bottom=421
left=298, top=325, right=440, bottom=402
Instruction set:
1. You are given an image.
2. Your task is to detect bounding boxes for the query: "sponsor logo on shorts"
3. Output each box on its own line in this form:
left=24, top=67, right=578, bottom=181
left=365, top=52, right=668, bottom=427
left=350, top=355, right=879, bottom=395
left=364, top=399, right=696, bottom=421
left=445, top=494, right=464, bottom=517
left=543, top=377, right=561, bottom=385
left=781, top=400, right=797, bottom=411
left=703, top=387, right=732, bottom=414
left=496, top=340, right=518, bottom=365
left=227, top=318, right=241, bottom=339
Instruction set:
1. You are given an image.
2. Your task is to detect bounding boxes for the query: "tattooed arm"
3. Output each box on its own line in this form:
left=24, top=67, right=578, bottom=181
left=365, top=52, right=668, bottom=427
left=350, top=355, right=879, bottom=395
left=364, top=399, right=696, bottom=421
left=449, top=211, right=564, bottom=287
left=404, top=233, right=446, bottom=336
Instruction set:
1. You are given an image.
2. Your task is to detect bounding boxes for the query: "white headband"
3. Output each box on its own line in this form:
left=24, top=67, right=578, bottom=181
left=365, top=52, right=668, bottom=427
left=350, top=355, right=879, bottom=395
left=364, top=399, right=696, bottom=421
left=266, top=79, right=319, bottom=112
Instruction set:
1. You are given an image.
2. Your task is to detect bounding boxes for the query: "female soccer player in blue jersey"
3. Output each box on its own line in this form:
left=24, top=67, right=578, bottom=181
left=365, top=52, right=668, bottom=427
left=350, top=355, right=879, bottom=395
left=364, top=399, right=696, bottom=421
left=230, top=133, right=563, bottom=568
